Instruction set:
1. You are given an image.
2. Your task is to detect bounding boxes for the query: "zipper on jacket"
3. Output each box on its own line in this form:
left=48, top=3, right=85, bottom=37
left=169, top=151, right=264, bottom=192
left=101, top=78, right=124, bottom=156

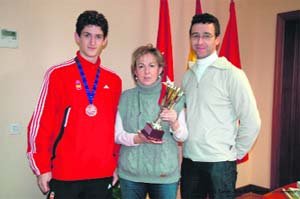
left=51, top=106, right=71, bottom=162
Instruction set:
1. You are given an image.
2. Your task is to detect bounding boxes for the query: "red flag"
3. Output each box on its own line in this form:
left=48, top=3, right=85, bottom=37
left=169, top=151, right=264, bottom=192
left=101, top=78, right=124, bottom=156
left=156, top=0, right=174, bottom=103
left=219, top=0, right=248, bottom=163
left=219, top=0, right=241, bottom=68
left=187, top=0, right=203, bottom=69
left=195, top=0, right=203, bottom=14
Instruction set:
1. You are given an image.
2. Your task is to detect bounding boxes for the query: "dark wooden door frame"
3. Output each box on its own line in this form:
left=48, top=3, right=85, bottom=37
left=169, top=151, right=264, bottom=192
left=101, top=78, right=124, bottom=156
left=271, top=10, right=300, bottom=190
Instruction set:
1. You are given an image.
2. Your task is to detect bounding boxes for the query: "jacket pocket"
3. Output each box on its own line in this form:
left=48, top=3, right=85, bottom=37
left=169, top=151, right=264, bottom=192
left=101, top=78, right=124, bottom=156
left=51, top=106, right=71, bottom=162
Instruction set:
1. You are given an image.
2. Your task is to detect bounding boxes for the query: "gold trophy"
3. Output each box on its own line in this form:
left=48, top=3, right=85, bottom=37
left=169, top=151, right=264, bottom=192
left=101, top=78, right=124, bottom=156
left=141, top=80, right=184, bottom=141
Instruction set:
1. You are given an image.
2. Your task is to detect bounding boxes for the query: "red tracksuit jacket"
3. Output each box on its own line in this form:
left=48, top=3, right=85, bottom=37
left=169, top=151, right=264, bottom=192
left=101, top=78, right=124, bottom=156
left=27, top=52, right=122, bottom=180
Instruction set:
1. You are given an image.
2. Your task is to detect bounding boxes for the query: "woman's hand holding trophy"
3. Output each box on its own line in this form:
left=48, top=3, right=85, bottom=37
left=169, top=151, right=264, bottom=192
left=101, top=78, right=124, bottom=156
left=141, top=80, right=184, bottom=142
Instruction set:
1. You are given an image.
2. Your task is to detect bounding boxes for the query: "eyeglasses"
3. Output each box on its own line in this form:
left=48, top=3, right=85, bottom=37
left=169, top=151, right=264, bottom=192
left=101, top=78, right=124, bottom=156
left=191, top=33, right=214, bottom=41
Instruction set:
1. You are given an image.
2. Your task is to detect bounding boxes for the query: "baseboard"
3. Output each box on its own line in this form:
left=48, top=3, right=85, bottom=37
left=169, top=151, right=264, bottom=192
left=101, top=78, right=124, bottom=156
left=235, top=184, right=270, bottom=196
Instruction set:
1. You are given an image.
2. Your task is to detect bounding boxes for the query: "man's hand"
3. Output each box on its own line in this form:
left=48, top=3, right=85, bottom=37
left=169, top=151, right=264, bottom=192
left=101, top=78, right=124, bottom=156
left=37, top=172, right=52, bottom=194
left=112, top=169, right=118, bottom=186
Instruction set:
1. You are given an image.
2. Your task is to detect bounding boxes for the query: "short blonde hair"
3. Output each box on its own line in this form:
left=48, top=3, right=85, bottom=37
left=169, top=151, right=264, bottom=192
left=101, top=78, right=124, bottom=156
left=131, top=44, right=165, bottom=81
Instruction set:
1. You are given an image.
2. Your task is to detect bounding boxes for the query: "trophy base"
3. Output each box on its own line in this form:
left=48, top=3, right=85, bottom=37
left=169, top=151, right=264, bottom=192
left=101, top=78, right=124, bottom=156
left=141, top=122, right=164, bottom=142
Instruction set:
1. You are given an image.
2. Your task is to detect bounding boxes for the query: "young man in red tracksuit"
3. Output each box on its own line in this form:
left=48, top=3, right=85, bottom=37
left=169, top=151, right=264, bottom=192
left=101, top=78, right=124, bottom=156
left=27, top=10, right=122, bottom=199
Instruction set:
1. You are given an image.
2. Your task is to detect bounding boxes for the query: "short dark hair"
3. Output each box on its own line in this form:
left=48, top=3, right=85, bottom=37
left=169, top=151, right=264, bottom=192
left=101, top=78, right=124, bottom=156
left=76, top=10, right=108, bottom=37
left=189, top=13, right=220, bottom=37
left=131, top=44, right=165, bottom=81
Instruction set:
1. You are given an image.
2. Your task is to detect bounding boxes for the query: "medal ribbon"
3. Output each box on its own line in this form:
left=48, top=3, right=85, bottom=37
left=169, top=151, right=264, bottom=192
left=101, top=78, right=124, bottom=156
left=75, top=57, right=100, bottom=104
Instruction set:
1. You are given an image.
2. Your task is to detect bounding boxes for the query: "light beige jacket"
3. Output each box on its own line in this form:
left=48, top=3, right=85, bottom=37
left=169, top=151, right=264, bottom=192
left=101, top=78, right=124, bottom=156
left=182, top=57, right=261, bottom=162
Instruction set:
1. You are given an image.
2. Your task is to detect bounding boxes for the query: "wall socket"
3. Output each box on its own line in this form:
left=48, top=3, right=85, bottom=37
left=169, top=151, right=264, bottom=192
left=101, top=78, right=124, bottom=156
left=9, top=123, right=21, bottom=135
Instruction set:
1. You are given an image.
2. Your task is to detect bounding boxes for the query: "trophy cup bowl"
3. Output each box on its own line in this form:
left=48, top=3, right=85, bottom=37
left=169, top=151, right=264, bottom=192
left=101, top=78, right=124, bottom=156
left=141, top=80, right=184, bottom=142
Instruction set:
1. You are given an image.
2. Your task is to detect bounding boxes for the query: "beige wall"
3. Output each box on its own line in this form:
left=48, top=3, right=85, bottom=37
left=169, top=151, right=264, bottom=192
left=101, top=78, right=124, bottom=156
left=0, top=0, right=300, bottom=198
